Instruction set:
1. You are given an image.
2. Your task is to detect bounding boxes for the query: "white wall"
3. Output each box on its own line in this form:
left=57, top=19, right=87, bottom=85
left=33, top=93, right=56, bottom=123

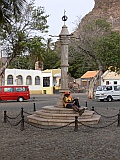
left=101, top=80, right=120, bottom=86
left=5, top=69, right=42, bottom=92
left=101, top=70, right=120, bottom=86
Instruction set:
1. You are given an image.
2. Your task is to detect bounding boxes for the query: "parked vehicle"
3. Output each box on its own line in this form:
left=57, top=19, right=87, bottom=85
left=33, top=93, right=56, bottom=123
left=0, top=86, right=30, bottom=102
left=95, top=85, right=120, bottom=102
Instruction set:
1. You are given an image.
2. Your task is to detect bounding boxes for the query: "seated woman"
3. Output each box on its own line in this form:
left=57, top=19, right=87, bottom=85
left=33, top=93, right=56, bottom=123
left=63, top=91, right=85, bottom=116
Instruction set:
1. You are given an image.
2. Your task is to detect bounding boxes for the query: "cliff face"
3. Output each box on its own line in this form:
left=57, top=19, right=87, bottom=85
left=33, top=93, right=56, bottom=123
left=76, top=0, right=120, bottom=33
left=94, top=0, right=120, bottom=31
left=94, top=0, right=119, bottom=9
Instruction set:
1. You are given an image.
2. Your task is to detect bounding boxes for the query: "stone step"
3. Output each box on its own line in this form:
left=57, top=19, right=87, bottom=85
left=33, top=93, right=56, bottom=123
left=39, top=106, right=88, bottom=114
left=27, top=105, right=101, bottom=126
left=27, top=114, right=101, bottom=126
left=35, top=110, right=94, bottom=120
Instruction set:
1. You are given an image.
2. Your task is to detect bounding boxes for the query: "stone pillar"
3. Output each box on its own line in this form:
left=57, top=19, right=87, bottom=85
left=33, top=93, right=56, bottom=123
left=57, top=24, right=70, bottom=107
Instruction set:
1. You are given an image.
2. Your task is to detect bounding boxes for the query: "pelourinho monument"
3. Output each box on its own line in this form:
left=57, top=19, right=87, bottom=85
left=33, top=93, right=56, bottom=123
left=27, top=13, right=101, bottom=126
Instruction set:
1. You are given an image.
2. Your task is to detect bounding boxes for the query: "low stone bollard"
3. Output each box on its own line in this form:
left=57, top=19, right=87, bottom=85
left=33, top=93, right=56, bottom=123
left=20, top=115, right=24, bottom=131
left=32, top=97, right=35, bottom=101
left=117, top=110, right=120, bottom=127
left=4, top=111, right=7, bottom=123
left=74, top=116, right=78, bottom=132
left=91, top=106, right=94, bottom=111
left=85, top=101, right=87, bottom=107
left=33, top=103, right=36, bottom=111
left=21, top=107, right=24, bottom=117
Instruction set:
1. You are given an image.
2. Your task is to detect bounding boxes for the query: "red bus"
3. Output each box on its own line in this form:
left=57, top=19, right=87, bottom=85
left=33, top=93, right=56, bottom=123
left=0, top=86, right=30, bottom=102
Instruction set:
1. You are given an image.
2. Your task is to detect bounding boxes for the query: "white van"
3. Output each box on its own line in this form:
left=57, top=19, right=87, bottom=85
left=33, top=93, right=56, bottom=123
left=95, top=85, right=120, bottom=102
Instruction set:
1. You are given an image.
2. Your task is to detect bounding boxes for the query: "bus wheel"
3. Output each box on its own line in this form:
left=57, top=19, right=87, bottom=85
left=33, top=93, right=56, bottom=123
left=18, top=97, right=24, bottom=102
left=107, top=96, right=113, bottom=102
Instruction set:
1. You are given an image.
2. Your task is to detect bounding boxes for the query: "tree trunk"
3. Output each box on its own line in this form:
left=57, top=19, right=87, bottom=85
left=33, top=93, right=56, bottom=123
left=0, top=56, right=14, bottom=77
left=88, top=67, right=103, bottom=99
left=88, top=78, right=95, bottom=99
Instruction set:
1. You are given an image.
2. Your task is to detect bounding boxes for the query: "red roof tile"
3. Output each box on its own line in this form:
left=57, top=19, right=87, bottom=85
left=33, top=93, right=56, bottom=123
left=81, top=71, right=99, bottom=79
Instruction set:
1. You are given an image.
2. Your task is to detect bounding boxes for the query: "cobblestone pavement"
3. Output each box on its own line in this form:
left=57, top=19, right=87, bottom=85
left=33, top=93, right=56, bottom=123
left=0, top=93, right=120, bottom=160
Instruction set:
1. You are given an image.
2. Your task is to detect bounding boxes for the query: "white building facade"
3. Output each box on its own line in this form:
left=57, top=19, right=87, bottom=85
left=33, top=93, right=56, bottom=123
left=4, top=68, right=61, bottom=94
left=101, top=70, right=120, bottom=86
left=5, top=69, right=42, bottom=94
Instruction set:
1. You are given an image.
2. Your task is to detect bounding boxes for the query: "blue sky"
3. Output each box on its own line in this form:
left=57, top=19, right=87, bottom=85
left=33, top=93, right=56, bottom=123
left=34, top=0, right=95, bottom=41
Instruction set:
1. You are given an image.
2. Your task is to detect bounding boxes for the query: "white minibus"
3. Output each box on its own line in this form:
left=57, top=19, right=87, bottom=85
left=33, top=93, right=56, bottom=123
left=95, top=85, right=120, bottom=102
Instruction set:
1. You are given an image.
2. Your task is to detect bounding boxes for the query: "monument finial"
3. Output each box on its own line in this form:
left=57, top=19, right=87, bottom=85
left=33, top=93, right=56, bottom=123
left=62, top=10, right=68, bottom=25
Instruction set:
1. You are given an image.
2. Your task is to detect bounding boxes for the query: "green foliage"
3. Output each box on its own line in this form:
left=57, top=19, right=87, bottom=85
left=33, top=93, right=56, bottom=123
left=31, top=6, right=49, bottom=32
left=68, top=51, right=98, bottom=78
left=0, top=0, right=27, bottom=24
left=44, top=51, right=60, bottom=70
left=40, top=38, right=60, bottom=70
left=0, top=1, right=49, bottom=73
left=84, top=19, right=111, bottom=33
left=95, top=19, right=111, bottom=30
left=8, top=37, right=61, bottom=70
left=68, top=18, right=120, bottom=79
left=26, top=36, right=46, bottom=64
left=97, top=31, right=120, bottom=72
left=8, top=55, right=33, bottom=69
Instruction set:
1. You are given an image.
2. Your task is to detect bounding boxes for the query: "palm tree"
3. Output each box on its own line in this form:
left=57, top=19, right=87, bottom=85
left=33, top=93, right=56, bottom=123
left=0, top=0, right=27, bottom=24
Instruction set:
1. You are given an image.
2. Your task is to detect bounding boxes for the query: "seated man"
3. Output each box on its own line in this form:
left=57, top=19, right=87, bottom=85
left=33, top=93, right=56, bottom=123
left=63, top=91, right=85, bottom=116
left=73, top=97, right=81, bottom=108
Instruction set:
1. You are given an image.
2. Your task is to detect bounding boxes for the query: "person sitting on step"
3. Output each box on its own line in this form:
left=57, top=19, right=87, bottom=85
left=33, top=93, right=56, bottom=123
left=73, top=97, right=81, bottom=108
left=63, top=91, right=85, bottom=116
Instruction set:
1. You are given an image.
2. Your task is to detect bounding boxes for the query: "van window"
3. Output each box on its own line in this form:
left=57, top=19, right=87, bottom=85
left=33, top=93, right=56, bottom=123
left=4, top=87, right=14, bottom=92
left=114, top=86, right=120, bottom=91
left=97, top=86, right=106, bottom=91
left=15, top=87, right=27, bottom=92
left=0, top=87, right=2, bottom=92
left=97, top=86, right=103, bottom=91
left=105, top=86, right=112, bottom=91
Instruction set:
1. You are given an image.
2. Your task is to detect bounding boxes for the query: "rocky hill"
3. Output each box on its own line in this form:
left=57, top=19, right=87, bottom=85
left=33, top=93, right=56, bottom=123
left=74, top=0, right=120, bottom=35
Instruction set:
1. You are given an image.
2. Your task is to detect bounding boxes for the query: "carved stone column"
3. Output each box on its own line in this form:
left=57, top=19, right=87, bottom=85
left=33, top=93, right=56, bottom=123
left=57, top=24, right=70, bottom=107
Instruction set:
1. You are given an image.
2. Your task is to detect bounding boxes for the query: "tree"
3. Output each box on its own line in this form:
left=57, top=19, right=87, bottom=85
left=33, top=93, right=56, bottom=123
left=43, top=38, right=60, bottom=69
left=68, top=46, right=98, bottom=78
left=8, top=37, right=61, bottom=70
left=69, top=18, right=120, bottom=98
left=25, top=36, right=46, bottom=70
left=0, top=0, right=49, bottom=75
left=8, top=55, right=34, bottom=69
left=0, top=0, right=27, bottom=24
left=97, top=31, right=120, bottom=73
